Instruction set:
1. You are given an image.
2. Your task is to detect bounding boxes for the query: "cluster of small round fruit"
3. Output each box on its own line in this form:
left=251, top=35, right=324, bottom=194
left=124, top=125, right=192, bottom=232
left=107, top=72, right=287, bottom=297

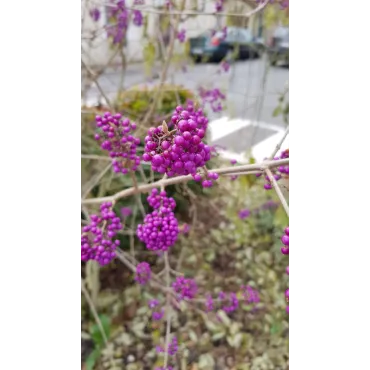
left=143, top=105, right=219, bottom=187
left=81, top=202, right=122, bottom=266
left=94, top=112, right=141, bottom=174
left=281, top=226, right=289, bottom=314
left=256, top=149, right=289, bottom=190
left=136, top=190, right=179, bottom=252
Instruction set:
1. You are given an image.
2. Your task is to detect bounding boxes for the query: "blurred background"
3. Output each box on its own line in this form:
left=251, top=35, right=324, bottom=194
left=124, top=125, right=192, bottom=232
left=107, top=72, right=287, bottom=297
left=82, top=1, right=289, bottom=369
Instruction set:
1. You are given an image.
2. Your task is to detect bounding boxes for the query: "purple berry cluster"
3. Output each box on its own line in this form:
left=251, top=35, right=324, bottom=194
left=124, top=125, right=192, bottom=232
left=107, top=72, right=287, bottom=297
left=278, top=149, right=289, bottom=175
left=135, top=262, right=151, bottom=285
left=205, top=294, right=214, bottom=312
left=148, top=299, right=164, bottom=320
left=106, top=0, right=129, bottom=44
left=165, top=0, right=173, bottom=9
left=180, top=100, right=209, bottom=131
left=219, top=292, right=239, bottom=313
left=281, top=226, right=289, bottom=255
left=168, top=337, right=178, bottom=355
left=172, top=276, right=198, bottom=300
left=241, top=285, right=260, bottom=304
left=177, top=29, right=186, bottom=43
left=121, top=207, right=132, bottom=217
left=281, top=227, right=289, bottom=313
left=89, top=8, right=100, bottom=22
left=238, top=209, right=251, bottom=220
left=81, top=202, right=122, bottom=266
left=143, top=105, right=214, bottom=185
left=95, top=112, right=141, bottom=174
left=215, top=0, right=225, bottom=12
left=132, top=9, right=143, bottom=26
left=106, top=0, right=143, bottom=44
left=137, top=190, right=179, bottom=252
left=229, top=159, right=239, bottom=181
left=156, top=336, right=178, bottom=356
left=259, top=149, right=289, bottom=190
left=198, top=87, right=226, bottom=113
left=239, top=200, right=279, bottom=220
left=147, top=188, right=176, bottom=211
left=220, top=60, right=230, bottom=72
left=204, top=286, right=260, bottom=316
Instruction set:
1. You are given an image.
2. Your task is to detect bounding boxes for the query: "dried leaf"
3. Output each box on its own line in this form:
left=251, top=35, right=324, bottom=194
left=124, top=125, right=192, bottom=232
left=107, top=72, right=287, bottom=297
left=162, top=120, right=169, bottom=134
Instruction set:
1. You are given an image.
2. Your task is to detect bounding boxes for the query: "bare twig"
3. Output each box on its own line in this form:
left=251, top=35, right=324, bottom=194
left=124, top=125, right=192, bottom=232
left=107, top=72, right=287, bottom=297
left=130, top=172, right=146, bottom=218
left=81, top=278, right=108, bottom=345
left=141, top=0, right=186, bottom=126
left=100, top=0, right=269, bottom=18
left=81, top=154, right=112, bottom=161
left=130, top=206, right=138, bottom=258
left=265, top=168, right=289, bottom=216
left=82, top=162, right=112, bottom=199
left=81, top=158, right=289, bottom=204
left=163, top=251, right=171, bottom=368
left=82, top=60, right=113, bottom=110
left=269, top=127, right=289, bottom=160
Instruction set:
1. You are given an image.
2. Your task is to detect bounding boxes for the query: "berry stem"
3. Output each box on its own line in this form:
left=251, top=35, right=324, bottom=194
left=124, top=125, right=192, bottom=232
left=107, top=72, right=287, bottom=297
left=269, top=127, right=289, bottom=160
left=265, top=168, right=289, bottom=216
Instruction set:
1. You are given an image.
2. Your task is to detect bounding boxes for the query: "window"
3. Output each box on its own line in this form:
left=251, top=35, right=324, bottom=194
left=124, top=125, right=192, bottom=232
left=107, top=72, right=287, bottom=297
left=238, top=29, right=253, bottom=43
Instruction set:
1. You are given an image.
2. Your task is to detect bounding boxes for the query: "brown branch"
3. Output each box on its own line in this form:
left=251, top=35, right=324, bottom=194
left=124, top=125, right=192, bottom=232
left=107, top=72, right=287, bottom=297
left=265, top=168, right=289, bottom=216
left=100, top=0, right=269, bottom=18
left=81, top=158, right=289, bottom=204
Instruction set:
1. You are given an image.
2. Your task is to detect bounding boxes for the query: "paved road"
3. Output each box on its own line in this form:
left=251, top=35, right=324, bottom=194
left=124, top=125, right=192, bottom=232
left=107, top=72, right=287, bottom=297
left=83, top=57, right=289, bottom=158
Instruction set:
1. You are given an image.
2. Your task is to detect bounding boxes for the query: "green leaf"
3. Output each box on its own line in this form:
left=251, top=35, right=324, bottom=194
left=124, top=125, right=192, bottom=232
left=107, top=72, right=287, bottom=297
left=217, top=310, right=231, bottom=327
left=90, top=315, right=110, bottom=347
left=273, top=106, right=282, bottom=117
left=212, top=331, right=226, bottom=341
left=198, top=353, right=215, bottom=369
left=85, top=348, right=101, bottom=370
left=274, top=206, right=289, bottom=228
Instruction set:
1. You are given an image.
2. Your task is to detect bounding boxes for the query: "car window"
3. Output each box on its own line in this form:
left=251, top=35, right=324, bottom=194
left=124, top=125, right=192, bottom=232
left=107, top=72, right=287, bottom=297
left=238, top=29, right=253, bottom=43
left=225, top=30, right=238, bottom=43
left=274, top=27, right=289, bottom=41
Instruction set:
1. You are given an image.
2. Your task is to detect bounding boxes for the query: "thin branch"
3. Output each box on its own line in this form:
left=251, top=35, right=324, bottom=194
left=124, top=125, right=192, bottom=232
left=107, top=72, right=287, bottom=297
left=82, top=162, right=112, bottom=199
left=81, top=158, right=289, bottom=204
left=163, top=251, right=171, bottom=368
left=269, top=127, right=289, bottom=160
left=82, top=60, right=113, bottom=110
left=141, top=0, right=186, bottom=126
left=265, top=168, right=289, bottom=216
left=81, top=278, right=108, bottom=345
left=224, top=170, right=262, bottom=176
left=130, top=172, right=146, bottom=218
left=130, top=206, right=138, bottom=258
left=100, top=0, right=269, bottom=18
left=81, top=154, right=112, bottom=161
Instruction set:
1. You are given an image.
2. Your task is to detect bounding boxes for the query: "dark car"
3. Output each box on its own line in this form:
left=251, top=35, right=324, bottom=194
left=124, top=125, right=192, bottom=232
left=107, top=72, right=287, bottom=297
left=267, top=26, right=289, bottom=66
left=189, top=27, right=264, bottom=63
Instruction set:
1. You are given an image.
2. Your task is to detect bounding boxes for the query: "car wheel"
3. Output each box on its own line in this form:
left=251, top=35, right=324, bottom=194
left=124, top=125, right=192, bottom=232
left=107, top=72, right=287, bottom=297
left=192, top=55, right=201, bottom=63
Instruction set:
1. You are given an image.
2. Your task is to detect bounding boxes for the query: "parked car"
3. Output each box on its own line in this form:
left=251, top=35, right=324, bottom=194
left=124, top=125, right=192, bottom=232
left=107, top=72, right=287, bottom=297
left=189, top=27, right=265, bottom=63
left=267, top=26, right=289, bottom=66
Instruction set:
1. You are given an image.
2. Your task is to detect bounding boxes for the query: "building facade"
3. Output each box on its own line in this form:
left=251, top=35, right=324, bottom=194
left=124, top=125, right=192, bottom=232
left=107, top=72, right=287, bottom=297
left=82, top=0, right=258, bottom=67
